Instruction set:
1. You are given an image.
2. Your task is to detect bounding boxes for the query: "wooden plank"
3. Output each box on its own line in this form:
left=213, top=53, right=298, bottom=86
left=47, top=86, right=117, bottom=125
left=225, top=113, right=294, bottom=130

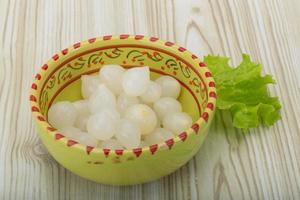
left=0, top=0, right=299, bottom=199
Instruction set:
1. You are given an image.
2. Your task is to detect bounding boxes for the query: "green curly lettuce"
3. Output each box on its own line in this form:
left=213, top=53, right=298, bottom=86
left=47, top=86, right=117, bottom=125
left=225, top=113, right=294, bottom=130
left=204, top=54, right=281, bottom=129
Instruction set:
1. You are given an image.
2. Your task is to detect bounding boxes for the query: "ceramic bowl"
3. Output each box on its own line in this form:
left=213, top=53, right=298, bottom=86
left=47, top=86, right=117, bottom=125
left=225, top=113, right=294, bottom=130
left=30, top=34, right=216, bottom=185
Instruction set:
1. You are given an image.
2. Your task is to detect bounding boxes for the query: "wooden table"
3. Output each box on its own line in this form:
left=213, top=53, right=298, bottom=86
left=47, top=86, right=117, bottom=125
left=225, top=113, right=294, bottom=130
left=1, top=0, right=300, bottom=199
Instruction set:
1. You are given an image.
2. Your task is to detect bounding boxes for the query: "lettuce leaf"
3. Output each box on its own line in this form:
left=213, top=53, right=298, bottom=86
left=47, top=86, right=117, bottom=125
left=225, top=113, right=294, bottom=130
left=204, top=54, right=281, bottom=129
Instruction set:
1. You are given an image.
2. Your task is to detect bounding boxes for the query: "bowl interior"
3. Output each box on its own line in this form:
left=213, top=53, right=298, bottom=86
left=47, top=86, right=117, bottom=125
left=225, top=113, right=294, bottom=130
left=53, top=71, right=200, bottom=122
left=36, top=36, right=210, bottom=130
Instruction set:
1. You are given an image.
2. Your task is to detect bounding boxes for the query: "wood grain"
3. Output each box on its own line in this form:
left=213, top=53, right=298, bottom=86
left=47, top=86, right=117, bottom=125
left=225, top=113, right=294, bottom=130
left=0, top=0, right=299, bottom=199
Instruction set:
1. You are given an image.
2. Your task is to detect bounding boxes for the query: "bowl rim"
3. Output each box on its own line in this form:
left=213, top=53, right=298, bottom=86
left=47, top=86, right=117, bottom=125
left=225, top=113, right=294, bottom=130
left=29, top=34, right=217, bottom=157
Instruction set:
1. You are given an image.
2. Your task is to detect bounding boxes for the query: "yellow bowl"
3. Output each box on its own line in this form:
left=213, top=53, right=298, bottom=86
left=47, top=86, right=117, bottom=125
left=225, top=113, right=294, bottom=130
left=30, top=35, right=216, bottom=185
